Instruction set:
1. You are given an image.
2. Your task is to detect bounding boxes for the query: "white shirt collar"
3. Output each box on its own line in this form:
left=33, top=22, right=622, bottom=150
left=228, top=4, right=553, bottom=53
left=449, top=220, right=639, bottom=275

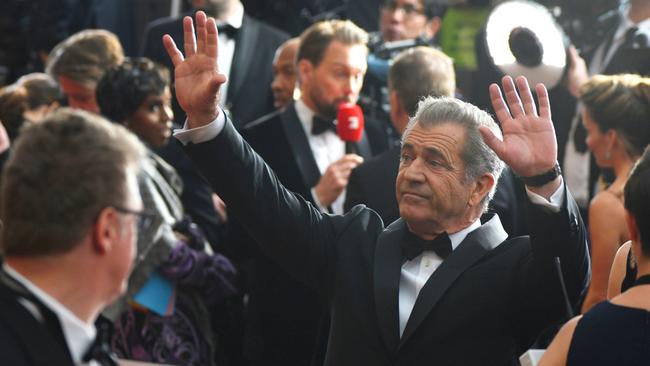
left=218, top=1, right=244, bottom=29
left=3, top=263, right=96, bottom=364
left=614, top=4, right=650, bottom=42
left=447, top=218, right=482, bottom=250
left=294, top=99, right=316, bottom=136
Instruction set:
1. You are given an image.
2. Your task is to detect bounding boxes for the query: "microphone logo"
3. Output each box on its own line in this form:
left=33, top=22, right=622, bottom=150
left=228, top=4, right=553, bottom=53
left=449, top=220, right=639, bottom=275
left=336, top=103, right=364, bottom=142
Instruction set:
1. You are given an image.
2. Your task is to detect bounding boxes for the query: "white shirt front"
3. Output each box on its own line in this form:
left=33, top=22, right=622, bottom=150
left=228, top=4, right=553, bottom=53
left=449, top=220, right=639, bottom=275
left=3, top=264, right=97, bottom=366
left=398, top=220, right=481, bottom=336
left=216, top=1, right=244, bottom=110
left=294, top=100, right=347, bottom=214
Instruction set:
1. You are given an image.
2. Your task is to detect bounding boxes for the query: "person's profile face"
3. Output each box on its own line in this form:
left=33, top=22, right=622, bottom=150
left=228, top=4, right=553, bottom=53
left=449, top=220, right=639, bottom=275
left=58, top=76, right=100, bottom=114
left=380, top=0, right=430, bottom=42
left=396, top=122, right=473, bottom=233
left=125, top=87, right=174, bottom=148
left=304, top=41, right=367, bottom=119
left=109, top=168, right=142, bottom=300
left=271, top=43, right=298, bottom=109
left=582, top=109, right=613, bottom=168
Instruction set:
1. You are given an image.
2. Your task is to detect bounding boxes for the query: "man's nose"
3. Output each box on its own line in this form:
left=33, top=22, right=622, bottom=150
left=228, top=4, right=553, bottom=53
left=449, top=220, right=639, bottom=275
left=403, top=158, right=426, bottom=182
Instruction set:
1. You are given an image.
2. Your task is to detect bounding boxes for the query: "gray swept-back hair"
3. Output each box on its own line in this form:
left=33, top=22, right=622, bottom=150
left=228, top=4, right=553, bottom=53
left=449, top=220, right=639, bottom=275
left=402, top=97, right=505, bottom=211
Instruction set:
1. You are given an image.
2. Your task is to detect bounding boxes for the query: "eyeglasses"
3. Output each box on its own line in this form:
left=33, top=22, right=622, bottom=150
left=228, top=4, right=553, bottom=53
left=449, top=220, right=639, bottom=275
left=112, top=206, right=157, bottom=234
left=382, top=0, right=425, bottom=16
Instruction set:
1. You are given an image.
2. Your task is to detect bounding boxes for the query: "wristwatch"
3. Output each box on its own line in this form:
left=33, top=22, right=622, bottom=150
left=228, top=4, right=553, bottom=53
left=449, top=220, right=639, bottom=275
left=518, top=162, right=562, bottom=187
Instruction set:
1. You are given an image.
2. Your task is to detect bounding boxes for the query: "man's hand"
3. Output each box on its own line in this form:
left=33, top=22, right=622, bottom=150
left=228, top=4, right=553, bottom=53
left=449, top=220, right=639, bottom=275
left=480, top=76, right=561, bottom=196
left=565, top=46, right=589, bottom=98
left=163, top=11, right=227, bottom=127
left=314, top=154, right=364, bottom=207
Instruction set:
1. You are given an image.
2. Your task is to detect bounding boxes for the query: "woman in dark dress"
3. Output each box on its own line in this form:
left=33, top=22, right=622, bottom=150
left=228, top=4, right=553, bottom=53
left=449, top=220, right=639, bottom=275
left=539, top=146, right=650, bottom=366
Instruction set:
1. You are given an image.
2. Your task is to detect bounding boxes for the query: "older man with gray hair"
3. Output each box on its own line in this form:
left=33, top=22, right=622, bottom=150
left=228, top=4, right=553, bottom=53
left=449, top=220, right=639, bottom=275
left=165, top=12, right=589, bottom=364
left=0, top=108, right=145, bottom=365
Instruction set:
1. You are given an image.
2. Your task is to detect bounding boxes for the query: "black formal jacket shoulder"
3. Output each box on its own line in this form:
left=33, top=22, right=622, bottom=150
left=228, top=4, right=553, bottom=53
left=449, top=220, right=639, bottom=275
left=142, top=12, right=289, bottom=126
left=0, top=275, right=74, bottom=366
left=185, top=119, right=590, bottom=365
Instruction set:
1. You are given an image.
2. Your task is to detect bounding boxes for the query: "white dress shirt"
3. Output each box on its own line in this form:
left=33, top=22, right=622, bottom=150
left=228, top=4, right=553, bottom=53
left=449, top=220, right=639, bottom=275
left=3, top=263, right=97, bottom=366
left=216, top=1, right=244, bottom=110
left=294, top=100, right=347, bottom=214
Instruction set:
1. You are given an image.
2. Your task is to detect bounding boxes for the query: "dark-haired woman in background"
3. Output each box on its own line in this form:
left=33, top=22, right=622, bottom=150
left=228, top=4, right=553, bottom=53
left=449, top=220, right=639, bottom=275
left=540, top=145, right=650, bottom=365
left=577, top=74, right=650, bottom=313
left=96, top=58, right=237, bottom=366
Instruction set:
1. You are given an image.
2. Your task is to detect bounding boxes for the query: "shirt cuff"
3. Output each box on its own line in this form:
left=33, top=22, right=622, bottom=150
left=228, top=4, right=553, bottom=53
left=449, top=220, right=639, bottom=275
left=173, top=109, right=226, bottom=145
left=525, top=176, right=565, bottom=213
left=310, top=187, right=329, bottom=213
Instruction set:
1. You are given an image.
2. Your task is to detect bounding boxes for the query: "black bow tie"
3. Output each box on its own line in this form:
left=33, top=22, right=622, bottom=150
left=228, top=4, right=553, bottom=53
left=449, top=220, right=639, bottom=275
left=82, top=316, right=118, bottom=366
left=312, top=115, right=336, bottom=135
left=401, top=230, right=453, bottom=261
left=217, top=24, right=238, bottom=39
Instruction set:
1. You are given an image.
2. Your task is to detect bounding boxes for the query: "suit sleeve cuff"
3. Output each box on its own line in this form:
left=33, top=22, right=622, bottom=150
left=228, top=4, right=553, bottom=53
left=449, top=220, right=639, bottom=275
left=525, top=176, right=565, bottom=213
left=173, top=109, right=226, bottom=145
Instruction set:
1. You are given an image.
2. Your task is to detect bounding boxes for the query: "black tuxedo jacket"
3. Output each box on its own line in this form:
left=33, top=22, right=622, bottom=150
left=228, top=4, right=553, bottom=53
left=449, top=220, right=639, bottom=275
left=184, top=119, right=590, bottom=365
left=0, top=272, right=74, bottom=366
left=141, top=12, right=289, bottom=126
left=225, top=104, right=380, bottom=365
left=345, top=147, right=530, bottom=237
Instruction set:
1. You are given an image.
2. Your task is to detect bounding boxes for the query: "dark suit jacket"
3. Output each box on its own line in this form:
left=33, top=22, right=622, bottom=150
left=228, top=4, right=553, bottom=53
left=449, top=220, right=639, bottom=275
left=184, top=119, right=590, bottom=365
left=0, top=272, right=74, bottom=366
left=141, top=12, right=289, bottom=127
left=226, top=104, right=379, bottom=365
left=345, top=147, right=530, bottom=237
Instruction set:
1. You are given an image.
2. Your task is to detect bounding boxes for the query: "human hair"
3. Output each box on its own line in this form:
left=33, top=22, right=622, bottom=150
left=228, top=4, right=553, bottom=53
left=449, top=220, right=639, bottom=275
left=388, top=46, right=455, bottom=116
left=624, top=146, right=650, bottom=256
left=297, top=19, right=368, bottom=67
left=16, top=73, right=63, bottom=109
left=382, top=0, right=449, bottom=19
left=96, top=58, right=170, bottom=123
left=45, top=29, right=124, bottom=87
left=0, top=84, right=29, bottom=141
left=422, top=0, right=449, bottom=19
left=579, top=74, right=650, bottom=159
left=1, top=108, right=145, bottom=256
left=402, top=97, right=504, bottom=210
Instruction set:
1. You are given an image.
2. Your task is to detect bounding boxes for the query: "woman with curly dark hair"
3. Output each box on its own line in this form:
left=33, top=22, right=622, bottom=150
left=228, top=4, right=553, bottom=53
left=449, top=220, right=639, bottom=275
left=97, top=57, right=237, bottom=366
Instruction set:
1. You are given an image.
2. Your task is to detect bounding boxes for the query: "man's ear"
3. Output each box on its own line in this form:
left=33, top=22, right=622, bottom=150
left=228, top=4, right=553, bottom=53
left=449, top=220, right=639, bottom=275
left=297, top=59, right=314, bottom=86
left=424, top=16, right=442, bottom=39
left=469, top=173, right=495, bottom=208
left=93, top=207, right=118, bottom=255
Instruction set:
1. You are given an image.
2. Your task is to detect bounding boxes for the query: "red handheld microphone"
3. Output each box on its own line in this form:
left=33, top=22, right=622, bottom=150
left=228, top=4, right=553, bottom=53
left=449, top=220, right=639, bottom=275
left=336, top=103, right=364, bottom=142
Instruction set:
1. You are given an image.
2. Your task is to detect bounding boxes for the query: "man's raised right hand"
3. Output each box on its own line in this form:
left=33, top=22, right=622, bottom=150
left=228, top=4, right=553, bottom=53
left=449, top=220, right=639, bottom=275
left=163, top=11, right=227, bottom=128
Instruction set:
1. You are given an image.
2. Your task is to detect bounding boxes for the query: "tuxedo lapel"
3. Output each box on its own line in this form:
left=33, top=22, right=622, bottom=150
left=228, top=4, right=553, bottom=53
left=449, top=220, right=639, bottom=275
left=281, top=104, right=322, bottom=190
left=348, top=130, right=373, bottom=159
left=399, top=214, right=508, bottom=347
left=373, top=219, right=406, bottom=353
left=228, top=15, right=258, bottom=104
